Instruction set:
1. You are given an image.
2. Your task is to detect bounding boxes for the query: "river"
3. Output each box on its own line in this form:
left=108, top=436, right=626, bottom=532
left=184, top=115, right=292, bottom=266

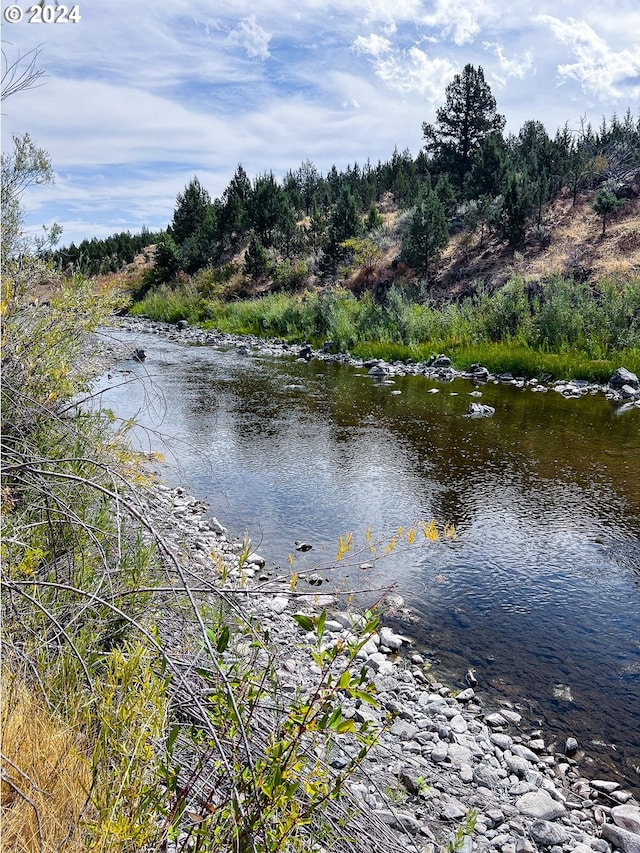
left=95, top=326, right=640, bottom=790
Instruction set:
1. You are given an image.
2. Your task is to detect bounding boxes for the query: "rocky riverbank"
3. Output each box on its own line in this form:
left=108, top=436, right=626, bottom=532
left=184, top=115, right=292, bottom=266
left=109, top=316, right=640, bottom=410
left=137, top=477, right=640, bottom=853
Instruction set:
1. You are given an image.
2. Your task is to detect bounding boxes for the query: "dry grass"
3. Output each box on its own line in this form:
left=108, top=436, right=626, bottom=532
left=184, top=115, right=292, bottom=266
left=1, top=670, right=90, bottom=853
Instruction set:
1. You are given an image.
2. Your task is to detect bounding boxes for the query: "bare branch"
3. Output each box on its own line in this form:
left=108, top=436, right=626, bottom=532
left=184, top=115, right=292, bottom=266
left=1, top=44, right=47, bottom=102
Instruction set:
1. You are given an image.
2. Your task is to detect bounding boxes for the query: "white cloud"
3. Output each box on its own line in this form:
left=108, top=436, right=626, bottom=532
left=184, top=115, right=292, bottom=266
left=227, top=15, right=272, bottom=60
left=421, top=0, right=490, bottom=45
left=351, top=34, right=393, bottom=58
left=482, top=41, right=535, bottom=85
left=538, top=15, right=640, bottom=99
left=358, top=44, right=457, bottom=99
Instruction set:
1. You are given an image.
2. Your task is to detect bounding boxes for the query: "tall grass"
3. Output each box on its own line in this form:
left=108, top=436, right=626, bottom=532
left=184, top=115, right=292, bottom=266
left=1, top=669, right=90, bottom=853
left=131, top=273, right=640, bottom=379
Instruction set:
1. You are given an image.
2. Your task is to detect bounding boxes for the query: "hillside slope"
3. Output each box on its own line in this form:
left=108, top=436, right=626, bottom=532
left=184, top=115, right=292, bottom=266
left=117, top=187, right=640, bottom=305
left=435, top=190, right=640, bottom=299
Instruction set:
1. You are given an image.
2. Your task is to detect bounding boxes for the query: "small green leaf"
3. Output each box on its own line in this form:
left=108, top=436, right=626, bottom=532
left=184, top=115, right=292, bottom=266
left=317, top=608, right=327, bottom=640
left=217, top=624, right=230, bottom=653
left=194, top=666, right=215, bottom=680
left=354, top=689, right=378, bottom=706
left=292, top=613, right=314, bottom=632
left=166, top=724, right=180, bottom=753
left=327, top=707, right=342, bottom=728
left=338, top=670, right=351, bottom=690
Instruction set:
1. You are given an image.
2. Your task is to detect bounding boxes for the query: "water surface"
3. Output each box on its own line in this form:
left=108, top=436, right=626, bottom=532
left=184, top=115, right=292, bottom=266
left=95, top=328, right=640, bottom=788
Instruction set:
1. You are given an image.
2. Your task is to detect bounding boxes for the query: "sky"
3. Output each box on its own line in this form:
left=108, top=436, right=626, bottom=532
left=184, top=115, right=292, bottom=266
left=2, top=0, right=639, bottom=248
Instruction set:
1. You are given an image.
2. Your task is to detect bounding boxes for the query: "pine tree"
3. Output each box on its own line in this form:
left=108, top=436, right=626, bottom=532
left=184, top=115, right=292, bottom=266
left=423, top=64, right=505, bottom=193
left=320, top=186, right=362, bottom=278
left=244, top=235, right=270, bottom=280
left=593, top=188, right=623, bottom=236
left=169, top=176, right=218, bottom=272
left=465, top=134, right=507, bottom=201
left=249, top=173, right=293, bottom=248
left=220, top=164, right=251, bottom=246
left=501, top=171, right=529, bottom=245
left=401, top=188, right=449, bottom=278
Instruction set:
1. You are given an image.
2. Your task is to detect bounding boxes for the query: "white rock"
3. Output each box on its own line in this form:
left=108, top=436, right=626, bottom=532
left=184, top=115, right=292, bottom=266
left=206, top=516, right=228, bottom=534
left=447, top=743, right=473, bottom=768
left=449, top=714, right=468, bottom=734
left=491, top=732, right=514, bottom=750
left=365, top=652, right=394, bottom=675
left=591, top=779, right=621, bottom=794
left=530, top=820, right=569, bottom=847
left=485, top=712, right=508, bottom=728
left=511, top=744, right=539, bottom=764
left=431, top=742, right=448, bottom=763
left=612, top=804, right=640, bottom=836
left=456, top=688, right=475, bottom=702
left=602, top=823, right=640, bottom=853
left=379, top=626, right=403, bottom=650
left=516, top=790, right=566, bottom=820
left=500, top=709, right=523, bottom=725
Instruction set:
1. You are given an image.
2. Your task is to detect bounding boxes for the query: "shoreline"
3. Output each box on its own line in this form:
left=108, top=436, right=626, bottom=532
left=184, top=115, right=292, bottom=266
left=96, top=318, right=640, bottom=852
left=111, top=314, right=640, bottom=410
left=142, top=478, right=640, bottom=853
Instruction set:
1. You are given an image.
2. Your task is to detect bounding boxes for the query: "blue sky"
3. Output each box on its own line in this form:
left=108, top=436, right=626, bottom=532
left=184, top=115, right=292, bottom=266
left=2, top=0, right=639, bottom=247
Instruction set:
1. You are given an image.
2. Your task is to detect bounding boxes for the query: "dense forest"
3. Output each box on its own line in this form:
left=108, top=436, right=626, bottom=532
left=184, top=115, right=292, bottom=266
left=49, top=65, right=640, bottom=297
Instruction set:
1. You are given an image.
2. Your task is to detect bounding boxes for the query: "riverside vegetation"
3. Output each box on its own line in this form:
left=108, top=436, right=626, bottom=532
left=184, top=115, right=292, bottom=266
left=0, top=197, right=434, bottom=850
left=51, top=66, right=640, bottom=382
left=0, top=84, right=433, bottom=852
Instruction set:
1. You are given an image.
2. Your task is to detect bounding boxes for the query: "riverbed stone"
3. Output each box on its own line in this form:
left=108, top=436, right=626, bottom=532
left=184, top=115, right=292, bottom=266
left=447, top=743, right=473, bottom=767
left=389, top=719, right=419, bottom=740
left=456, top=687, right=476, bottom=702
left=505, top=754, right=531, bottom=778
left=365, top=652, right=394, bottom=675
left=431, top=741, right=449, bottom=763
left=431, top=354, right=452, bottom=368
left=612, top=805, right=640, bottom=835
left=609, top=367, right=640, bottom=390
left=602, top=823, right=640, bottom=853
left=511, top=744, right=540, bottom=764
left=500, top=709, right=523, bottom=725
left=379, top=626, right=404, bottom=650
left=530, top=820, right=570, bottom=847
left=516, top=790, right=566, bottom=820
left=449, top=713, right=468, bottom=733
left=491, top=732, right=514, bottom=750
left=591, top=780, right=621, bottom=794
left=565, top=737, right=579, bottom=756
left=467, top=402, right=496, bottom=417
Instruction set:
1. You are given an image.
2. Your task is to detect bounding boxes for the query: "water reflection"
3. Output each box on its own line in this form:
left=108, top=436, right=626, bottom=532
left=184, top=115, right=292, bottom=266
left=95, top=329, right=640, bottom=788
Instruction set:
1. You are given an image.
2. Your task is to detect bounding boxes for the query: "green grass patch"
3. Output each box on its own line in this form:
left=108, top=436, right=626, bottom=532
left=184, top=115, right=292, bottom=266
left=130, top=275, right=640, bottom=382
left=448, top=342, right=640, bottom=383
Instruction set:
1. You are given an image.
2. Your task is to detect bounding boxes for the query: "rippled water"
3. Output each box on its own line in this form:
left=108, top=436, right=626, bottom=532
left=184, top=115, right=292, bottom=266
left=95, top=328, right=640, bottom=788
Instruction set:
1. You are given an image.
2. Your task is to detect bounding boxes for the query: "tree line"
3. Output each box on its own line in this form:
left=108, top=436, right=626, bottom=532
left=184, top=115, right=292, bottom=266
left=50, top=64, right=640, bottom=288
left=46, top=226, right=162, bottom=276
